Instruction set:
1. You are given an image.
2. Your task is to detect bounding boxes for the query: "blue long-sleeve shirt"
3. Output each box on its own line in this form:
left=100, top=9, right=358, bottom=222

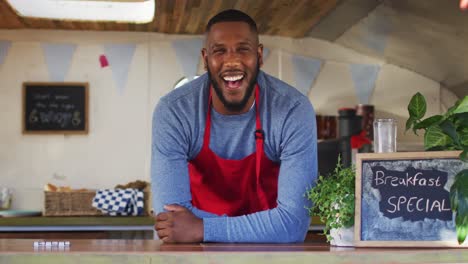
left=151, top=71, right=318, bottom=243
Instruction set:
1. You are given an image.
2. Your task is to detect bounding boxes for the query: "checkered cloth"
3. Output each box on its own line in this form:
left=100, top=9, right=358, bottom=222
left=92, top=188, right=144, bottom=216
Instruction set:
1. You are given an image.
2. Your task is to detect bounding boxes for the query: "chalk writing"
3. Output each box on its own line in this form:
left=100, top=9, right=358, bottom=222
left=23, top=83, right=87, bottom=132
left=371, top=166, right=451, bottom=221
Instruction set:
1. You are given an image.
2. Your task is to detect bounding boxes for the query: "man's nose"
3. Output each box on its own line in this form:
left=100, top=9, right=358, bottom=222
left=224, top=49, right=241, bottom=67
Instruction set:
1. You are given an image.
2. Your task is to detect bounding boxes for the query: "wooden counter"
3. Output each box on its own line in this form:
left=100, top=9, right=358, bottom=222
left=0, top=238, right=467, bottom=264
left=0, top=216, right=324, bottom=240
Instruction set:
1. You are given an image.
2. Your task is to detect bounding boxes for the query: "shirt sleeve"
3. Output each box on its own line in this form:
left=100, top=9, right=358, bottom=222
left=203, top=98, right=318, bottom=243
left=151, top=99, right=219, bottom=219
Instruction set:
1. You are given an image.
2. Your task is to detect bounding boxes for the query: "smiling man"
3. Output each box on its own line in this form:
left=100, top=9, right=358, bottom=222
left=151, top=9, right=318, bottom=243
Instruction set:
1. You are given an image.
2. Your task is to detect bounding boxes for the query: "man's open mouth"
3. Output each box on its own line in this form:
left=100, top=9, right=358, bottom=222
left=222, top=74, right=244, bottom=89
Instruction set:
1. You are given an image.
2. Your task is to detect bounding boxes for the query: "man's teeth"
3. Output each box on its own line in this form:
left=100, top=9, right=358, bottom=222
left=223, top=75, right=243, bottom=82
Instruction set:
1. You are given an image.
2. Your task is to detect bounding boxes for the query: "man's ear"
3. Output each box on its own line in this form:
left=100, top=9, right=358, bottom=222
left=257, top=44, right=264, bottom=68
left=201, top=48, right=208, bottom=70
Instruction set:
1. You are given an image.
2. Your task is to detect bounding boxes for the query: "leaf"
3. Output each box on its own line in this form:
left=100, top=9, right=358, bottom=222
left=408, top=92, right=427, bottom=120
left=460, top=149, right=468, bottom=162
left=450, top=169, right=468, bottom=244
left=447, top=100, right=462, bottom=116
left=424, top=126, right=453, bottom=150
left=457, top=225, right=468, bottom=245
left=405, top=117, right=415, bottom=133
left=453, top=96, right=468, bottom=114
left=414, top=115, right=444, bottom=131
left=440, top=120, right=461, bottom=147
left=454, top=113, right=468, bottom=133
left=461, top=135, right=468, bottom=148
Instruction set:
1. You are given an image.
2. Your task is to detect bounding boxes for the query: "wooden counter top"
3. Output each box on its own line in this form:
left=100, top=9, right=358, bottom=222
left=0, top=238, right=468, bottom=264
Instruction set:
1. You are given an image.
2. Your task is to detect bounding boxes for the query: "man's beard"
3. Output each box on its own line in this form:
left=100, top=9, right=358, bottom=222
left=207, top=62, right=260, bottom=113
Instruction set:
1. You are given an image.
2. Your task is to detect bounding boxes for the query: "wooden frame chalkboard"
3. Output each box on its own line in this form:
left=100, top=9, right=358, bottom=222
left=22, top=82, right=89, bottom=134
left=355, top=151, right=468, bottom=247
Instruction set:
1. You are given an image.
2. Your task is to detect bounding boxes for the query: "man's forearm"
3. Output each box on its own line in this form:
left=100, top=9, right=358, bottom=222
left=203, top=205, right=310, bottom=243
left=178, top=201, right=222, bottom=219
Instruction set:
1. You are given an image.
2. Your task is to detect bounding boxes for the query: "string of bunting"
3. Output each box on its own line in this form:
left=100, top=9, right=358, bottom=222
left=1, top=38, right=381, bottom=103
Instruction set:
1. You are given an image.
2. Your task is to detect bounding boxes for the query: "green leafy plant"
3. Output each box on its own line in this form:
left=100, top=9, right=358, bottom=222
left=306, top=157, right=355, bottom=242
left=406, top=93, right=468, bottom=244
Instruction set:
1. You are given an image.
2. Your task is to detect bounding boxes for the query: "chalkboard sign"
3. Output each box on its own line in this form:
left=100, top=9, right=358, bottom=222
left=355, top=151, right=468, bottom=247
left=22, top=82, right=88, bottom=134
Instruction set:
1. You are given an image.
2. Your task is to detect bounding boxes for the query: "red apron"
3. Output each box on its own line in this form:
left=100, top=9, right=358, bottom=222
left=188, top=85, right=280, bottom=216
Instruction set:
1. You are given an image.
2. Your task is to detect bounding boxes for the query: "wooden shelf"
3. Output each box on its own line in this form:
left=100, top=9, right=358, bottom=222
left=0, top=216, right=154, bottom=227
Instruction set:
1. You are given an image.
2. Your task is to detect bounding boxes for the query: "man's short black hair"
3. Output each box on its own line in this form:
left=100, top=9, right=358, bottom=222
left=206, top=9, right=258, bottom=34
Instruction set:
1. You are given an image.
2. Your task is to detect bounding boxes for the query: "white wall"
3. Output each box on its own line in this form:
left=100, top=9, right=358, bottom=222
left=0, top=30, right=456, bottom=210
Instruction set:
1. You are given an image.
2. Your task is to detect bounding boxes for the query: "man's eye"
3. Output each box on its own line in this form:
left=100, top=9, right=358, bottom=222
left=213, top=49, right=225, bottom=54
left=239, top=47, right=250, bottom=52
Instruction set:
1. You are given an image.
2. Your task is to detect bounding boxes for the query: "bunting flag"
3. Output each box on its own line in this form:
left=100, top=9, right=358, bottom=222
left=0, top=40, right=11, bottom=68
left=349, top=64, right=380, bottom=104
left=104, top=44, right=136, bottom=95
left=172, top=38, right=203, bottom=80
left=41, top=43, right=77, bottom=82
left=291, top=54, right=323, bottom=96
left=263, top=47, right=270, bottom=62
left=362, top=13, right=393, bottom=55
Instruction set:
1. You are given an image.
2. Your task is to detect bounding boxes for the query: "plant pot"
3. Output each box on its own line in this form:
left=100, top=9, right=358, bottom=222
left=330, top=226, right=354, bottom=247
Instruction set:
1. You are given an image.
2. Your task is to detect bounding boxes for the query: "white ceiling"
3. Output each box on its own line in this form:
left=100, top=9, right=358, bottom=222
left=308, top=0, right=468, bottom=98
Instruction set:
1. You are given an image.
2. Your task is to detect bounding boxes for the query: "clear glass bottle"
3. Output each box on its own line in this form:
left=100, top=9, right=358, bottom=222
left=373, top=118, right=397, bottom=153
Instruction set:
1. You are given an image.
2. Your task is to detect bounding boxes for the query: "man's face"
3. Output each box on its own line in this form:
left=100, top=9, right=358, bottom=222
left=202, top=21, right=263, bottom=113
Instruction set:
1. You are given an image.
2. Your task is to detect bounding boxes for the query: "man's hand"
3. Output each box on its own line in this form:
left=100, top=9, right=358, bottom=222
left=154, top=204, right=204, bottom=243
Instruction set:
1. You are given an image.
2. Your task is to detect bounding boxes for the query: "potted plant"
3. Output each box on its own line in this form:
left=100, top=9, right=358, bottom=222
left=306, top=157, right=356, bottom=246
left=406, top=93, right=468, bottom=244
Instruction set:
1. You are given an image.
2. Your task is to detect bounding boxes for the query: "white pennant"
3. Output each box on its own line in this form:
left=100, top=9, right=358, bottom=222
left=104, top=44, right=136, bottom=95
left=291, top=54, right=322, bottom=96
left=263, top=47, right=270, bottom=62
left=349, top=64, right=380, bottom=104
left=172, top=38, right=203, bottom=80
left=0, top=40, right=11, bottom=68
left=42, top=43, right=76, bottom=82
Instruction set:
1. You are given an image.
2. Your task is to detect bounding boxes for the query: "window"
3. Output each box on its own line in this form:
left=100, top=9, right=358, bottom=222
left=174, top=76, right=199, bottom=89
left=6, top=0, right=155, bottom=23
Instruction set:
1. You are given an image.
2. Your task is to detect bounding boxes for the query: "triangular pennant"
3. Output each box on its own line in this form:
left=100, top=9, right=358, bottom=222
left=0, top=40, right=12, bottom=67
left=362, top=13, right=392, bottom=54
left=263, top=47, right=270, bottom=62
left=104, top=44, right=136, bottom=95
left=349, top=64, right=380, bottom=104
left=41, top=43, right=76, bottom=82
left=172, top=38, right=203, bottom=80
left=291, top=54, right=322, bottom=96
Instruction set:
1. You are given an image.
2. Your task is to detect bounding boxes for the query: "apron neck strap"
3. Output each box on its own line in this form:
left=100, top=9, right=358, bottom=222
left=205, top=85, right=262, bottom=146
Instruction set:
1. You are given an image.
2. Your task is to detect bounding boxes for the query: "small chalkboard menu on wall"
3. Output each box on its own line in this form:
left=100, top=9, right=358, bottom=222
left=355, top=151, right=468, bottom=247
left=23, top=82, right=88, bottom=134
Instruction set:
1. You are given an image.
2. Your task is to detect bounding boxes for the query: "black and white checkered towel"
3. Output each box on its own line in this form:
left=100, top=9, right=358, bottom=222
left=92, top=188, right=144, bottom=216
